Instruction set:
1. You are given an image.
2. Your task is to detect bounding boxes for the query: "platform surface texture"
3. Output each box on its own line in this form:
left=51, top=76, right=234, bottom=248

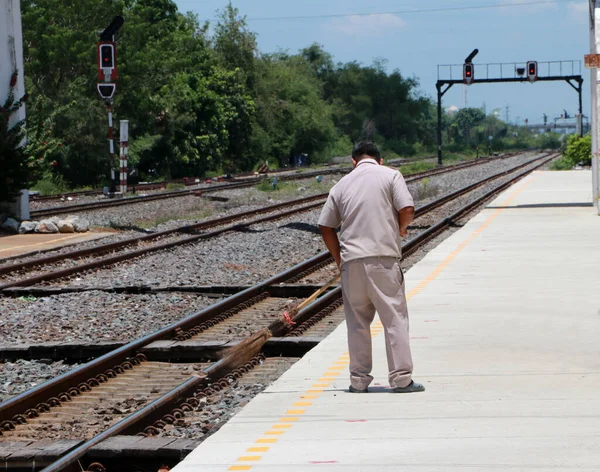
left=173, top=170, right=600, bottom=472
left=0, top=232, right=110, bottom=261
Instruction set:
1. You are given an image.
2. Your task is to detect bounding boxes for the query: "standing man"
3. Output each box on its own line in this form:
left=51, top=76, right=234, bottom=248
left=318, top=141, right=424, bottom=393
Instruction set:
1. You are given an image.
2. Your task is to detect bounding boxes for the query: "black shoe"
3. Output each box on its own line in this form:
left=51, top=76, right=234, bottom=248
left=391, top=381, right=425, bottom=393
left=348, top=385, right=368, bottom=393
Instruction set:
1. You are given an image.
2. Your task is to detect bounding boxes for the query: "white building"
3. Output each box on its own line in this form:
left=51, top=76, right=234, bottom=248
left=1, top=0, right=25, bottom=125
left=1, top=0, right=28, bottom=219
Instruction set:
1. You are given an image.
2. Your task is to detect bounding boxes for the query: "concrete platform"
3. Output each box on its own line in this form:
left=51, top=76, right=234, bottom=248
left=0, top=232, right=112, bottom=261
left=172, top=171, right=600, bottom=472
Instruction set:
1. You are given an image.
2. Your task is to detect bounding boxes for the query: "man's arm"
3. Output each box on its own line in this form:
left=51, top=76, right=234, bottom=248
left=319, top=225, right=341, bottom=270
left=398, top=206, right=414, bottom=237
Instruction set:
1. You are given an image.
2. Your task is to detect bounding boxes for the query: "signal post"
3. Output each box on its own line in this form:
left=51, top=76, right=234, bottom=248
left=97, top=16, right=123, bottom=195
left=436, top=51, right=584, bottom=166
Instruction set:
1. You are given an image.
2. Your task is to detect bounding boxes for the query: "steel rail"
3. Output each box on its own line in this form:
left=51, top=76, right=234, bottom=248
left=402, top=154, right=558, bottom=259
left=28, top=157, right=422, bottom=203
left=39, top=152, right=556, bottom=472
left=0, top=202, right=326, bottom=290
left=2, top=153, right=556, bottom=471
left=36, top=289, right=343, bottom=472
left=0, top=152, right=551, bottom=289
left=4, top=152, right=526, bottom=275
left=0, top=193, right=329, bottom=276
left=0, top=251, right=331, bottom=422
left=0, top=152, right=555, bottom=422
left=29, top=152, right=518, bottom=218
left=29, top=166, right=349, bottom=218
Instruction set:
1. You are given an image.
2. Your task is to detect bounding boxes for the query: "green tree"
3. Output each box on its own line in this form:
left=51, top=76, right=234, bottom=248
left=251, top=54, right=337, bottom=166
left=153, top=68, right=254, bottom=176
left=452, top=108, right=486, bottom=145
left=213, top=3, right=257, bottom=83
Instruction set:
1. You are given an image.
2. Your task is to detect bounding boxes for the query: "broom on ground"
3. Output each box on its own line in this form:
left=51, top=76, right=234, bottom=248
left=219, top=273, right=342, bottom=361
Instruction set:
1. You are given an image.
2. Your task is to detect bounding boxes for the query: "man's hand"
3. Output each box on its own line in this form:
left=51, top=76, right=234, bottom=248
left=398, top=206, right=414, bottom=238
left=319, top=225, right=342, bottom=271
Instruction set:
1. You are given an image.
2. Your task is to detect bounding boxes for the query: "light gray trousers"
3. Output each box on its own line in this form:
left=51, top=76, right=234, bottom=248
left=341, top=256, right=413, bottom=390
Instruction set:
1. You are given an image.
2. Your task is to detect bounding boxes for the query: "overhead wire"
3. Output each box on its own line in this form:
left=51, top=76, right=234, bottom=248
left=245, top=0, right=581, bottom=21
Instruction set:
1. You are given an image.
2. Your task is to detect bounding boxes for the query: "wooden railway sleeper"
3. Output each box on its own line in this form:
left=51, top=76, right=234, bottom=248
left=286, top=258, right=335, bottom=283
left=288, top=299, right=344, bottom=336
left=8, top=354, right=150, bottom=429
left=174, top=292, right=270, bottom=341
left=141, top=356, right=265, bottom=438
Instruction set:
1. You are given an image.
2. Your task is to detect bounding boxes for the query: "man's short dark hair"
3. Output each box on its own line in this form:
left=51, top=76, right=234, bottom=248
left=352, top=141, right=381, bottom=161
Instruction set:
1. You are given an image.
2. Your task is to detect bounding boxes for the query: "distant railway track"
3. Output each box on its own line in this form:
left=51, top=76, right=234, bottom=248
left=1, top=152, right=538, bottom=290
left=29, top=158, right=422, bottom=203
left=29, top=153, right=520, bottom=219
left=0, top=152, right=557, bottom=472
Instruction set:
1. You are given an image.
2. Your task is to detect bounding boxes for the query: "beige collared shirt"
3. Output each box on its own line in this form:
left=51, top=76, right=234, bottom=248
left=318, top=158, right=414, bottom=265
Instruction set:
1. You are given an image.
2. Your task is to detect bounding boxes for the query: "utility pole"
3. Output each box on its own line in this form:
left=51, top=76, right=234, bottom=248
left=590, top=1, right=600, bottom=214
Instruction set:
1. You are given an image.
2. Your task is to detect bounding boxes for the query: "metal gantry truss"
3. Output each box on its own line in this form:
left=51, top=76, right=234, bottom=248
left=436, top=60, right=584, bottom=165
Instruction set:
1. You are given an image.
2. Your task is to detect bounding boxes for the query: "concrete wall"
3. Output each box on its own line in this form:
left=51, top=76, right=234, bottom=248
left=1, top=0, right=26, bottom=126
left=1, top=0, right=28, bottom=219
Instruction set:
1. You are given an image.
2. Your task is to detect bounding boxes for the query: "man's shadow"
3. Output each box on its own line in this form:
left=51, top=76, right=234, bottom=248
left=279, top=222, right=320, bottom=234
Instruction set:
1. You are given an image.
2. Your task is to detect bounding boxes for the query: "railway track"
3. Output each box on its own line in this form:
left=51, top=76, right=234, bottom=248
left=28, top=158, right=422, bottom=204
left=29, top=153, right=520, bottom=219
left=0, top=152, right=557, bottom=472
left=0, top=152, right=550, bottom=291
left=0, top=152, right=551, bottom=292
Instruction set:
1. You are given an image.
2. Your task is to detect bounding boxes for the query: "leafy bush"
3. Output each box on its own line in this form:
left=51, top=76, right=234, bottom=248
left=550, top=158, right=575, bottom=171
left=550, top=134, right=591, bottom=170
left=257, top=179, right=278, bottom=192
left=564, top=134, right=592, bottom=166
left=31, top=176, right=69, bottom=196
left=537, top=133, right=562, bottom=150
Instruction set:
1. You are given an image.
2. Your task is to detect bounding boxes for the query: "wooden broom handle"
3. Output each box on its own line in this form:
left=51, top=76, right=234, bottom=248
left=295, top=273, right=341, bottom=311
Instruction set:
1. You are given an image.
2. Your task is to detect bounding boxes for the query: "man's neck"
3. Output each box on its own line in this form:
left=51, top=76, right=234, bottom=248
left=356, top=158, right=379, bottom=167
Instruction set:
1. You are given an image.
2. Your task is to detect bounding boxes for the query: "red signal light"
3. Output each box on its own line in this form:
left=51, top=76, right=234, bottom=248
left=463, top=63, right=474, bottom=85
left=526, top=61, right=538, bottom=83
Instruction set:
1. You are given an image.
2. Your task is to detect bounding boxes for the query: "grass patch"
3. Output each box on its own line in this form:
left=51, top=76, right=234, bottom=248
left=257, top=179, right=297, bottom=193
left=135, top=216, right=174, bottom=229
left=31, top=178, right=70, bottom=196
left=135, top=206, right=216, bottom=229
left=550, top=157, right=575, bottom=171
left=399, top=161, right=436, bottom=175
left=166, top=183, right=186, bottom=191
left=256, top=178, right=332, bottom=196
left=413, top=177, right=441, bottom=200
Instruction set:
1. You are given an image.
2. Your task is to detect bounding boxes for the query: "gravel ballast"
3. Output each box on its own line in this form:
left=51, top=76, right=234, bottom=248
left=0, top=153, right=556, bottom=442
left=0, top=291, right=223, bottom=344
left=35, top=153, right=546, bottom=289
left=0, top=360, right=82, bottom=403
